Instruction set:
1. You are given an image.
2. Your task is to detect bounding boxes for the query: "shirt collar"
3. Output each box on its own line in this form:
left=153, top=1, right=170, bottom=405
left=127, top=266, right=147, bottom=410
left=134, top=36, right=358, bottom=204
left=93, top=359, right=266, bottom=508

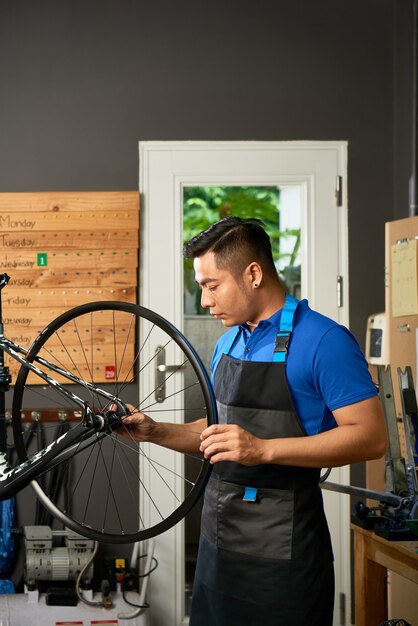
left=239, top=306, right=283, bottom=333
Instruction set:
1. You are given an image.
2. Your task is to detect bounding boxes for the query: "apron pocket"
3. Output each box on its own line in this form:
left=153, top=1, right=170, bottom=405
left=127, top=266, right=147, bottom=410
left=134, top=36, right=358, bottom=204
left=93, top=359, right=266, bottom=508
left=215, top=479, right=294, bottom=560
left=200, top=477, right=219, bottom=545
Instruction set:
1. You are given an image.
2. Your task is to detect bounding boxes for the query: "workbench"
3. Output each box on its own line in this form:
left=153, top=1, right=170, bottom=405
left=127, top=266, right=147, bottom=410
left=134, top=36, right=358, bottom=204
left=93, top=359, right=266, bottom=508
left=352, top=524, right=418, bottom=625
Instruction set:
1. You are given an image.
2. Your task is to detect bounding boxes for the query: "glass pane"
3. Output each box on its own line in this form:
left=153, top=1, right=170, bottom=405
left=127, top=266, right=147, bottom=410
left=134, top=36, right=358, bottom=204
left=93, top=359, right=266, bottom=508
left=182, top=184, right=302, bottom=615
left=184, top=185, right=301, bottom=315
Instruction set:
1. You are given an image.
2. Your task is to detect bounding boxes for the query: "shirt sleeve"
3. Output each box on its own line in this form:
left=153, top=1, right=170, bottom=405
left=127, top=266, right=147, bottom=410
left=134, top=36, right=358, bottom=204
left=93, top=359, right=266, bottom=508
left=312, top=326, right=377, bottom=412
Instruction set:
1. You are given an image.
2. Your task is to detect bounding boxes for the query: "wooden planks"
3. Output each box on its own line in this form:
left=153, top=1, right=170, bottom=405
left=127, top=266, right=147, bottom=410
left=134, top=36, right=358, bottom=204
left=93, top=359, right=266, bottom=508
left=0, top=192, right=139, bottom=384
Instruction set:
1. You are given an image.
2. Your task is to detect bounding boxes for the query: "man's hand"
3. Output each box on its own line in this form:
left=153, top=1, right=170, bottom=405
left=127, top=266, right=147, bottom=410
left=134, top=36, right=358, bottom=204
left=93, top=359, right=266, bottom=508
left=118, top=406, right=159, bottom=443
left=199, top=424, right=266, bottom=465
left=117, top=406, right=205, bottom=454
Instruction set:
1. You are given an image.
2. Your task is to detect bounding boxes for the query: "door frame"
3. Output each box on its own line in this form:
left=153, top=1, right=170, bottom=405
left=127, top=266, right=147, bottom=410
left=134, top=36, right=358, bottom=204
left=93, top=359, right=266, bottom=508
left=139, top=140, right=351, bottom=625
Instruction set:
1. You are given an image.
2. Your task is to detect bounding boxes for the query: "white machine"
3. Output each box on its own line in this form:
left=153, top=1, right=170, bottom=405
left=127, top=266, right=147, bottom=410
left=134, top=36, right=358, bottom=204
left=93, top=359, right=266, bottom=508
left=0, top=528, right=155, bottom=625
left=24, top=526, right=95, bottom=587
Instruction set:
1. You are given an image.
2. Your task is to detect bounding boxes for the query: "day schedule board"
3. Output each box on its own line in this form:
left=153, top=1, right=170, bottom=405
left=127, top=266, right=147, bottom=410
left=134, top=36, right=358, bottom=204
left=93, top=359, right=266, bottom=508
left=0, top=191, right=139, bottom=384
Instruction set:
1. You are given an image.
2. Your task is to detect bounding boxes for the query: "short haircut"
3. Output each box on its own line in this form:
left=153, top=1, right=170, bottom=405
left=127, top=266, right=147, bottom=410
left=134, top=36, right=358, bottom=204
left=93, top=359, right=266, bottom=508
left=183, top=217, right=278, bottom=278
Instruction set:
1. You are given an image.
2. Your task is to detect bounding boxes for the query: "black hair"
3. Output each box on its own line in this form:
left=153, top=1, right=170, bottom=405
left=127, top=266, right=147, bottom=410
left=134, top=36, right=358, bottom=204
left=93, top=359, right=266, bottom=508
left=183, top=216, right=277, bottom=278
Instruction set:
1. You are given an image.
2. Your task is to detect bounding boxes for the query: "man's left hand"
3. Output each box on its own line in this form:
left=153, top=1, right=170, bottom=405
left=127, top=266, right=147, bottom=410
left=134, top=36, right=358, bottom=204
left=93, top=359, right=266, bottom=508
left=200, top=424, right=265, bottom=465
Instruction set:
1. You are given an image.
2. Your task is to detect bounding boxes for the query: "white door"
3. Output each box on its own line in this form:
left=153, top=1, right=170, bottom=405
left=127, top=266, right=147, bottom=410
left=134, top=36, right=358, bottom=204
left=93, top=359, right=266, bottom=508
left=139, top=141, right=350, bottom=626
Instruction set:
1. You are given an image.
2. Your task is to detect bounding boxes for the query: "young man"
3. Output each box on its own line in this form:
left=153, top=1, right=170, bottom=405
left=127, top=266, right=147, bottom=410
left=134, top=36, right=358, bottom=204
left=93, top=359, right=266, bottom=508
left=124, top=217, right=387, bottom=625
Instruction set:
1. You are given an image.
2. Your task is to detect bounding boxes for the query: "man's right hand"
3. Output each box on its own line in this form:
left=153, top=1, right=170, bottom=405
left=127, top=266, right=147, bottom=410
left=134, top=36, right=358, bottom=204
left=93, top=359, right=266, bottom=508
left=119, top=406, right=160, bottom=443
left=116, top=407, right=206, bottom=454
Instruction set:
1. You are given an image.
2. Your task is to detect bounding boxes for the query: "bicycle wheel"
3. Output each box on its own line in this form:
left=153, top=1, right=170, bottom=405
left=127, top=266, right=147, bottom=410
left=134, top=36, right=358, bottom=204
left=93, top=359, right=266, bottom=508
left=12, top=301, right=217, bottom=544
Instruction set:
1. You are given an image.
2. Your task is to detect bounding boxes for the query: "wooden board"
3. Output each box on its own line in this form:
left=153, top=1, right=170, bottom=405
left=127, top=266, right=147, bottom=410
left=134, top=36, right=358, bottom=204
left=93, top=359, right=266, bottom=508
left=385, top=216, right=418, bottom=460
left=0, top=191, right=138, bottom=212
left=0, top=210, right=138, bottom=232
left=2, top=286, right=136, bottom=308
left=0, top=231, right=138, bottom=250
left=6, top=268, right=137, bottom=288
left=1, top=191, right=139, bottom=386
left=1, top=249, right=138, bottom=270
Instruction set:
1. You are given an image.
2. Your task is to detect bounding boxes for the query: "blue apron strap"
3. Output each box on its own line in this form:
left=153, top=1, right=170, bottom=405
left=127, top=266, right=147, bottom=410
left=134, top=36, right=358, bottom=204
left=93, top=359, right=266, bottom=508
left=273, top=294, right=299, bottom=363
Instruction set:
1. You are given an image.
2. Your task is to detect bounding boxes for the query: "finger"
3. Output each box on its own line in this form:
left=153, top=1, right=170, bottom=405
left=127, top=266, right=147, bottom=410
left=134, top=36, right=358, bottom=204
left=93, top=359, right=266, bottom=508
left=200, top=439, right=235, bottom=458
left=122, top=410, right=143, bottom=423
left=199, top=433, right=229, bottom=452
left=201, top=423, right=235, bottom=440
left=206, top=451, right=237, bottom=464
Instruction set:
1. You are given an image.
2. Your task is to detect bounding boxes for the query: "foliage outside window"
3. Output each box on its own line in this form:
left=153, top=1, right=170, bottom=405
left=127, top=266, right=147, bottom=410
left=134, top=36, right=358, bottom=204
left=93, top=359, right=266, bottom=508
left=183, top=186, right=301, bottom=315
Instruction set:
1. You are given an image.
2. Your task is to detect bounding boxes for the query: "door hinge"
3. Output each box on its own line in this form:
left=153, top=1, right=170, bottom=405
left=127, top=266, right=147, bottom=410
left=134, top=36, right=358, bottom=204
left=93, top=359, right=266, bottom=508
left=335, top=175, right=343, bottom=206
left=337, top=275, right=343, bottom=307
left=339, top=591, right=346, bottom=625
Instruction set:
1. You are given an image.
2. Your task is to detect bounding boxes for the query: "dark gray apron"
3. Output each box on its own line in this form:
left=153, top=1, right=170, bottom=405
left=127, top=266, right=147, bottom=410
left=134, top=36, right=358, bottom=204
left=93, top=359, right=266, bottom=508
left=190, top=300, right=334, bottom=626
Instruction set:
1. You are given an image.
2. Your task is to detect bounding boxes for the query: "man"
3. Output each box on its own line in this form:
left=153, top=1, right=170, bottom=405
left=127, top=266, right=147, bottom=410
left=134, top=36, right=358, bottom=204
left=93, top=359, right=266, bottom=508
left=124, top=217, right=387, bottom=625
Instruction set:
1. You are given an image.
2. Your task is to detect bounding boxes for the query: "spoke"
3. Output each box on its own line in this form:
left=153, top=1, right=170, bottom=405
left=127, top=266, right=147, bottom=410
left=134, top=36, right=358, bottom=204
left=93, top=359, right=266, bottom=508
left=72, top=318, right=95, bottom=385
left=113, top=439, right=145, bottom=531
left=90, top=312, right=95, bottom=403
left=137, top=358, right=188, bottom=409
left=138, top=380, right=200, bottom=413
left=144, top=407, right=206, bottom=413
left=81, top=437, right=102, bottom=525
left=40, top=334, right=100, bottom=411
left=112, top=310, right=120, bottom=402
left=64, top=434, right=97, bottom=507
left=94, top=437, right=124, bottom=533
left=103, top=431, right=182, bottom=500
left=115, top=313, right=136, bottom=393
left=138, top=339, right=171, bottom=378
left=17, top=384, right=74, bottom=413
left=111, top=436, right=165, bottom=521
left=72, top=318, right=104, bottom=411
left=110, top=311, right=137, bottom=400
left=106, top=323, right=162, bottom=401
left=104, top=429, right=202, bottom=483
left=102, top=435, right=118, bottom=532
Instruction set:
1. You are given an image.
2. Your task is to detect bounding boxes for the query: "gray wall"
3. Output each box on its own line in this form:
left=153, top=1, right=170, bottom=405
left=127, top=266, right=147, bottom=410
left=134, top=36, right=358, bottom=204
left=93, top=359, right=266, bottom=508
left=0, top=0, right=414, bottom=344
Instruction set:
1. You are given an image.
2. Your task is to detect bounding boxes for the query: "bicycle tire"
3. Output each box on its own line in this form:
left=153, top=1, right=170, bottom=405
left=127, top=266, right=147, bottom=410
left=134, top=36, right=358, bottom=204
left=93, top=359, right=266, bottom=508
left=12, top=301, right=217, bottom=543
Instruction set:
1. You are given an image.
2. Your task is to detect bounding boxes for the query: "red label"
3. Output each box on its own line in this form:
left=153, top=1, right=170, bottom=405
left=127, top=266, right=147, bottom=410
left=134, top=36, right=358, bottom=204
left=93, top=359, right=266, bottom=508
left=105, top=365, right=115, bottom=380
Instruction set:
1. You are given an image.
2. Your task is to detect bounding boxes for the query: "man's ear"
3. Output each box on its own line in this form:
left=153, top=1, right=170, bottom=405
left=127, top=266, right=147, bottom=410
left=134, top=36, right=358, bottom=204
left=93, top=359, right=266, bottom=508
left=244, top=262, right=263, bottom=289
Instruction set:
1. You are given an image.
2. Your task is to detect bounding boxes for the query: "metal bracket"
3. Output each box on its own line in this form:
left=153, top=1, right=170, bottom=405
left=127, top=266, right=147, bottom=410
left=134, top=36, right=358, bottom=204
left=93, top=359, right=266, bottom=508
left=397, top=366, right=418, bottom=496
left=377, top=365, right=409, bottom=495
left=155, top=345, right=186, bottom=403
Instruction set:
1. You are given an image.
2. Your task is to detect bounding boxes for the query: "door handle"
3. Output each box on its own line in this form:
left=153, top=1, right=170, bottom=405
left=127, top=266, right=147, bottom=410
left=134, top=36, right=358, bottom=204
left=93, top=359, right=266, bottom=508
left=155, top=345, right=186, bottom=403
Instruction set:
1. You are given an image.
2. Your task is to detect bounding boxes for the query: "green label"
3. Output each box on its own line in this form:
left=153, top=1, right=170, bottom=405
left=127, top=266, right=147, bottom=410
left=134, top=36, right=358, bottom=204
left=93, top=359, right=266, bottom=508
left=37, top=252, right=48, bottom=267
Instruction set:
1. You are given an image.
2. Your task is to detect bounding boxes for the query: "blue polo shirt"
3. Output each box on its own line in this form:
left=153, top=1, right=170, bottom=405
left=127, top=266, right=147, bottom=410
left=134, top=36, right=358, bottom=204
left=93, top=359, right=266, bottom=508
left=210, top=299, right=377, bottom=436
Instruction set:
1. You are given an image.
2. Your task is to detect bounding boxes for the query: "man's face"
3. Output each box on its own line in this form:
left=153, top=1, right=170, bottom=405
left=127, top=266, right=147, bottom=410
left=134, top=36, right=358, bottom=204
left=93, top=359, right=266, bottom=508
left=194, top=251, right=255, bottom=327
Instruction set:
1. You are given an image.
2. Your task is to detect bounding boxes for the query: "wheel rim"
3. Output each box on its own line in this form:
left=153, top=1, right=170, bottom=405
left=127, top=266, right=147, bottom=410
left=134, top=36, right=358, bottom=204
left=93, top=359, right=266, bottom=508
left=12, top=301, right=216, bottom=543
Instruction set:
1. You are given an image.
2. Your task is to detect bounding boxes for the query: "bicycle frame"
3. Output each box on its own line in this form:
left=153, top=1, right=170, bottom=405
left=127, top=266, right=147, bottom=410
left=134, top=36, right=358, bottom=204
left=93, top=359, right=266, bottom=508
left=0, top=272, right=128, bottom=499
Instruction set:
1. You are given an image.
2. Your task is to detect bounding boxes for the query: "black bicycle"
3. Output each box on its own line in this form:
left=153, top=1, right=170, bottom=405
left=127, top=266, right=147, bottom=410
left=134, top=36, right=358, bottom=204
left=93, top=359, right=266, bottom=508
left=0, top=273, right=217, bottom=544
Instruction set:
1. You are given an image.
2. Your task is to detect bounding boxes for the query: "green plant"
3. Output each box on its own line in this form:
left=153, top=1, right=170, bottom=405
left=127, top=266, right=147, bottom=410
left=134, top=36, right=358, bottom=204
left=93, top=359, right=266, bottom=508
left=183, top=186, right=300, bottom=314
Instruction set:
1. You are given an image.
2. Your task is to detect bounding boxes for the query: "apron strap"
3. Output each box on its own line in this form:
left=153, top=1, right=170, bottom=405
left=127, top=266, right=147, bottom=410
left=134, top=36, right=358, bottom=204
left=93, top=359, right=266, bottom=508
left=214, top=293, right=299, bottom=372
left=273, top=294, right=299, bottom=363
